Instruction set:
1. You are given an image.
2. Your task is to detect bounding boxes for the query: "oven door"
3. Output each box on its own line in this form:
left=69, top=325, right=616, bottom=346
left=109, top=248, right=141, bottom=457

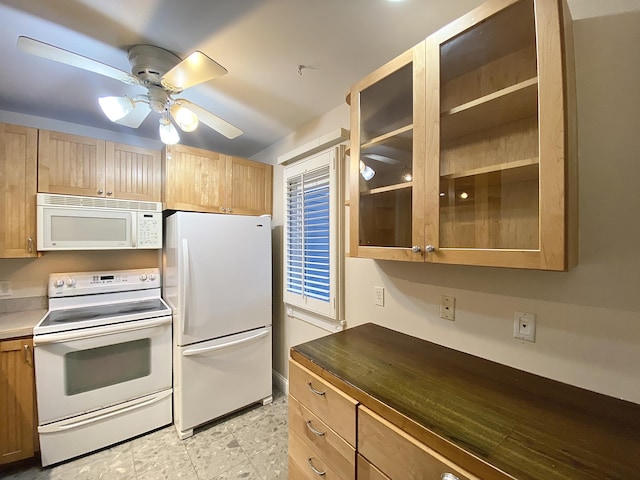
left=34, top=315, right=172, bottom=424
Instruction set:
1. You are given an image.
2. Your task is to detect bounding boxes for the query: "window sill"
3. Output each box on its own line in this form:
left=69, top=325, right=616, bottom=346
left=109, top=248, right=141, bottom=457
left=285, top=304, right=345, bottom=333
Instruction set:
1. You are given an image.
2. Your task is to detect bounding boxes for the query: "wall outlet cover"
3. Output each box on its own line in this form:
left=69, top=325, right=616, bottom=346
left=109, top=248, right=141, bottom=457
left=514, top=312, right=536, bottom=342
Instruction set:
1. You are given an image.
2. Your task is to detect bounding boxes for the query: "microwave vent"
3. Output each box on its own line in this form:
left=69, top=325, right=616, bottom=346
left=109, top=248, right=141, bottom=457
left=38, top=194, right=161, bottom=212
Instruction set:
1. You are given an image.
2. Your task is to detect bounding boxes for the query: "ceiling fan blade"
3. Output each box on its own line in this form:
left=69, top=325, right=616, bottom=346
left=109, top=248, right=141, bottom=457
left=175, top=99, right=242, bottom=139
left=114, top=101, right=151, bottom=128
left=161, top=51, right=227, bottom=92
left=17, top=36, right=140, bottom=86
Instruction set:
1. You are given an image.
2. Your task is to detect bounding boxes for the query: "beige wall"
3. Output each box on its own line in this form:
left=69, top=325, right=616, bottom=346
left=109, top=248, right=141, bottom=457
left=253, top=11, right=640, bottom=403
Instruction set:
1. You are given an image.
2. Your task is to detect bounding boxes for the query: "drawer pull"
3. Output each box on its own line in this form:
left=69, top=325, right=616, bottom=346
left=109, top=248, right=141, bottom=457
left=307, top=457, right=326, bottom=476
left=441, top=474, right=460, bottom=480
left=306, top=420, right=326, bottom=437
left=307, top=382, right=326, bottom=396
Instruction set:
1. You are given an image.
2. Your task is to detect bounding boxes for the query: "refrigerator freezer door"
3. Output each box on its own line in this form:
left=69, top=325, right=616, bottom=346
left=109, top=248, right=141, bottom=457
left=165, top=212, right=272, bottom=346
left=173, top=326, right=273, bottom=438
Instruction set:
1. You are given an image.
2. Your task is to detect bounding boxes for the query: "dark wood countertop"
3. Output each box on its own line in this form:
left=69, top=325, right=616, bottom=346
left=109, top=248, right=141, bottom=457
left=290, top=323, right=640, bottom=480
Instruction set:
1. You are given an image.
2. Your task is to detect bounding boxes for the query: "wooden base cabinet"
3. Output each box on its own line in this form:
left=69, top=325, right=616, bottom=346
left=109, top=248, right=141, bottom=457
left=288, top=360, right=356, bottom=479
left=38, top=130, right=161, bottom=201
left=349, top=0, right=576, bottom=270
left=0, top=124, right=37, bottom=258
left=0, top=338, right=37, bottom=465
left=163, top=144, right=272, bottom=215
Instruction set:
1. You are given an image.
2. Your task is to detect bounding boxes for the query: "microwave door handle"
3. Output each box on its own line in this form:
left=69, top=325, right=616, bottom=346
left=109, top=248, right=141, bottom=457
left=131, top=212, right=137, bottom=248
left=181, top=238, right=190, bottom=335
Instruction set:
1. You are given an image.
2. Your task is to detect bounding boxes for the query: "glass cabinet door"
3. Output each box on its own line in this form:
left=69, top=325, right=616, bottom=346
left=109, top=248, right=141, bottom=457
left=350, top=42, right=425, bottom=261
left=424, top=0, right=573, bottom=270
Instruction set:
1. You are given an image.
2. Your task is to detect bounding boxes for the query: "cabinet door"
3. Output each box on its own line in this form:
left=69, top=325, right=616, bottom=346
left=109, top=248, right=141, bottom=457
left=225, top=155, right=273, bottom=215
left=0, top=124, right=37, bottom=258
left=349, top=42, right=426, bottom=261
left=424, top=0, right=575, bottom=270
left=106, top=143, right=161, bottom=201
left=163, top=144, right=226, bottom=213
left=38, top=130, right=106, bottom=197
left=0, top=338, right=36, bottom=465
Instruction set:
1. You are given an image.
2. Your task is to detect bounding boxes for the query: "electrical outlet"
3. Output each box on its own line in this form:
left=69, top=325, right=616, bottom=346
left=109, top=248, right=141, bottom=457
left=440, top=295, right=455, bottom=321
left=514, top=312, right=536, bottom=342
left=374, top=286, right=384, bottom=306
left=0, top=281, right=11, bottom=297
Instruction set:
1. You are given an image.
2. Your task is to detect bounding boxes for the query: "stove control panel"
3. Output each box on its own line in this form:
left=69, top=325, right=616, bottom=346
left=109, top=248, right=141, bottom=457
left=49, top=268, right=161, bottom=297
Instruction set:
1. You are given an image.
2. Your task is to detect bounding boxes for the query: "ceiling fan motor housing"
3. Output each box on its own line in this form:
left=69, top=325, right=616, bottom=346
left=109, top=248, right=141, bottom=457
left=127, top=45, right=181, bottom=88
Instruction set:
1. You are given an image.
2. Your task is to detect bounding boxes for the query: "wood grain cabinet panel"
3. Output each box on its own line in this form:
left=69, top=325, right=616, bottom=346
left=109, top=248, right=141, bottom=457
left=0, top=123, right=37, bottom=258
left=0, top=338, right=36, bottom=465
left=38, top=130, right=161, bottom=201
left=357, top=454, right=390, bottom=480
left=349, top=0, right=577, bottom=270
left=163, top=144, right=272, bottom=215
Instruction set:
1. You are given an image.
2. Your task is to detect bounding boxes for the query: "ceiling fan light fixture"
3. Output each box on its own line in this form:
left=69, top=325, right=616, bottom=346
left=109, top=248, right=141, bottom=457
left=171, top=103, right=199, bottom=132
left=159, top=115, right=180, bottom=145
left=359, top=160, right=375, bottom=181
left=98, top=96, right=134, bottom=122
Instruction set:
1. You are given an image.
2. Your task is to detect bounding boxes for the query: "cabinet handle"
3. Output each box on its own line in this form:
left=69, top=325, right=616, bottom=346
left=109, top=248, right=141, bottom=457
left=24, top=344, right=33, bottom=366
left=107, top=191, right=112, bottom=196
left=306, top=420, right=326, bottom=437
left=27, top=237, right=33, bottom=253
left=98, top=189, right=104, bottom=195
left=307, top=382, right=326, bottom=397
left=425, top=245, right=436, bottom=253
left=307, top=457, right=326, bottom=476
left=412, top=245, right=421, bottom=253
left=227, top=208, right=232, bottom=213
left=441, top=474, right=460, bottom=480
left=220, top=207, right=226, bottom=212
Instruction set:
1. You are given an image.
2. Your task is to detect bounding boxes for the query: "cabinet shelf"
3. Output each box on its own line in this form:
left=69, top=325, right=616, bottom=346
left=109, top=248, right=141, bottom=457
left=442, top=157, right=539, bottom=182
left=361, top=124, right=413, bottom=151
left=441, top=78, right=538, bottom=141
left=361, top=182, right=412, bottom=197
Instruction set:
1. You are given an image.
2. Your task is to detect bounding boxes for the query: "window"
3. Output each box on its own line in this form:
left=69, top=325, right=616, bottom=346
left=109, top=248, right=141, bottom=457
left=284, top=148, right=343, bottom=323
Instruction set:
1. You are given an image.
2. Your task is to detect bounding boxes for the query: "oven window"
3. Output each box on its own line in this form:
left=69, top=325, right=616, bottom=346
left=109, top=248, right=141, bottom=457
left=65, top=338, right=151, bottom=395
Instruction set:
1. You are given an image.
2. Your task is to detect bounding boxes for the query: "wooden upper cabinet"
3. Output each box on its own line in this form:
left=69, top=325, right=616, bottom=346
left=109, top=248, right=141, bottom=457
left=163, top=144, right=227, bottom=213
left=163, top=144, right=273, bottom=216
left=0, top=123, right=37, bottom=258
left=226, top=155, right=272, bottom=216
left=0, top=338, right=37, bottom=465
left=349, top=0, right=576, bottom=270
left=106, top=143, right=161, bottom=201
left=38, top=130, right=161, bottom=202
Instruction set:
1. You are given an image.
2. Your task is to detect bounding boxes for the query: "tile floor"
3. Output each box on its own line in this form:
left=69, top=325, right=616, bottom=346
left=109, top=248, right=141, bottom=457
left=2, top=389, right=288, bottom=480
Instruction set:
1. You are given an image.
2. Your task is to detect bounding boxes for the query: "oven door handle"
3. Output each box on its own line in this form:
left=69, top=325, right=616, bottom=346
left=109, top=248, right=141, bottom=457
left=33, top=316, right=172, bottom=345
left=182, top=328, right=270, bottom=357
left=38, top=389, right=172, bottom=433
left=181, top=238, right=190, bottom=335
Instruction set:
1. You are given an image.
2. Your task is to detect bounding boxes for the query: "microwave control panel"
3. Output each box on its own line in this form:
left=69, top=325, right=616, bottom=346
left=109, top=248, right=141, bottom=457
left=137, top=212, right=162, bottom=248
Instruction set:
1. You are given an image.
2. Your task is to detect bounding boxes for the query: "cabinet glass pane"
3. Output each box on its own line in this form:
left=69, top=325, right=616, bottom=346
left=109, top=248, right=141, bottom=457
left=439, top=0, right=540, bottom=250
left=360, top=188, right=412, bottom=248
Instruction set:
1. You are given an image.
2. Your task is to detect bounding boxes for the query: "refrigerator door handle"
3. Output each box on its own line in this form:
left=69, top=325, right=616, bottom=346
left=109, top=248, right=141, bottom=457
left=182, top=329, right=270, bottom=357
left=181, top=238, right=190, bottom=335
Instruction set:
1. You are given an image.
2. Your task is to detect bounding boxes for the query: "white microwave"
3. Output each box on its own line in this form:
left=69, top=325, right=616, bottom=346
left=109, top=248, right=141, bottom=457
left=37, top=193, right=163, bottom=251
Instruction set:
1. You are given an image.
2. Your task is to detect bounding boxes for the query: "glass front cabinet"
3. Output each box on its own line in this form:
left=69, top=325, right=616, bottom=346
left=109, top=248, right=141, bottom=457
left=349, top=0, right=577, bottom=270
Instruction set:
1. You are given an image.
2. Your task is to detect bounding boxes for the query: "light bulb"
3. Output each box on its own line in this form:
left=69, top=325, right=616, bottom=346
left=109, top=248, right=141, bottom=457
left=99, top=96, right=134, bottom=122
left=171, top=104, right=199, bottom=132
left=159, top=116, right=180, bottom=145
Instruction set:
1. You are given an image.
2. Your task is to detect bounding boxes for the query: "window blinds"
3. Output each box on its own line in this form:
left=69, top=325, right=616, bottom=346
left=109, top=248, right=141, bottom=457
left=285, top=165, right=330, bottom=302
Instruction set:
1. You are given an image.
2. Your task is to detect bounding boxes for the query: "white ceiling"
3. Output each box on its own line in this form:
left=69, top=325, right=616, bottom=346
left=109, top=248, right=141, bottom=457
left=0, top=0, right=637, bottom=158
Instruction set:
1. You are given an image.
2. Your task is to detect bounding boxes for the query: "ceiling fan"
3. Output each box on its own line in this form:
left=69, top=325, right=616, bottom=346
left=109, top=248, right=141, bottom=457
left=16, top=36, right=242, bottom=144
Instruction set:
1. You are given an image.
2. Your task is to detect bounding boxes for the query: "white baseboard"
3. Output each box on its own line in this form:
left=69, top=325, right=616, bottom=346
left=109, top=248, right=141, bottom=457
left=272, top=369, right=288, bottom=395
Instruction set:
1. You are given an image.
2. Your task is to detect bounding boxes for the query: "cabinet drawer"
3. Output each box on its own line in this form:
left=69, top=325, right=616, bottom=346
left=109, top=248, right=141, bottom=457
left=289, top=430, right=344, bottom=480
left=358, top=406, right=479, bottom=480
left=289, top=359, right=357, bottom=446
left=289, top=395, right=355, bottom=479
left=357, top=454, right=390, bottom=480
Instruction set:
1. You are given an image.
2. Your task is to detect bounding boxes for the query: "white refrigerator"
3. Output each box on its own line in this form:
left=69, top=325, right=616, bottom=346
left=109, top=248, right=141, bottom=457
left=163, top=211, right=273, bottom=439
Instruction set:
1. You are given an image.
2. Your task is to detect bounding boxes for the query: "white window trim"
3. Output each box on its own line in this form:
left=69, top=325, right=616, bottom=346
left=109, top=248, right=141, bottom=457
left=283, top=145, right=345, bottom=332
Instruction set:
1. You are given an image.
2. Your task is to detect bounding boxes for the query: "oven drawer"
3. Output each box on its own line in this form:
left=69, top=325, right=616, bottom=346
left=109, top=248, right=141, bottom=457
left=34, top=316, right=172, bottom=424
